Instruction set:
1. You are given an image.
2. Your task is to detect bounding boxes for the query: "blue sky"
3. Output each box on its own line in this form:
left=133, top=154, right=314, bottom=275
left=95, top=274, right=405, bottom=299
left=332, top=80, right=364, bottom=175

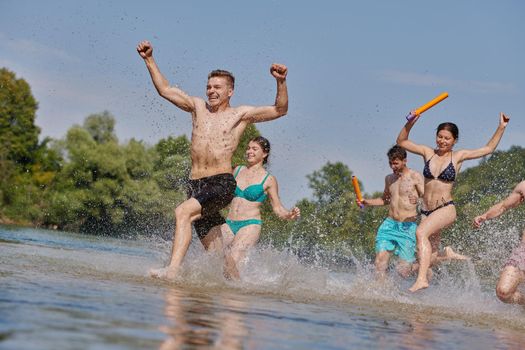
left=1, top=1, right=524, bottom=205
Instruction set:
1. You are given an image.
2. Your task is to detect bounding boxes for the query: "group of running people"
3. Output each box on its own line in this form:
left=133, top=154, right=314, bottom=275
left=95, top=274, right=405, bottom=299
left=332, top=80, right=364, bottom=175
left=137, top=40, right=524, bottom=305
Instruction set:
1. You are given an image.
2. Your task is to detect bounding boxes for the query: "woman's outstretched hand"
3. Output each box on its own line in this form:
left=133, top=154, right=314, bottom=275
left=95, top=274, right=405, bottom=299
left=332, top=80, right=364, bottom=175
left=500, top=112, right=510, bottom=127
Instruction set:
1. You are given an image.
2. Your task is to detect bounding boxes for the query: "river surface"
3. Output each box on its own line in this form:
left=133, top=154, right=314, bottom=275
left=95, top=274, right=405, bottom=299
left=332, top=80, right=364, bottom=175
left=1, top=225, right=524, bottom=349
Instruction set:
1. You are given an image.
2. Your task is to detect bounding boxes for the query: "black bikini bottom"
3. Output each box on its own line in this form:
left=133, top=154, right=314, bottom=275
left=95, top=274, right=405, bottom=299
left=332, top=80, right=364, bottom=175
left=420, top=201, right=455, bottom=216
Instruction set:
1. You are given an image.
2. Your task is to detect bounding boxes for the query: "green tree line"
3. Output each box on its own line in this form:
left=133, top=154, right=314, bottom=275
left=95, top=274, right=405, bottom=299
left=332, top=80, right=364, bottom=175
left=1, top=67, right=523, bottom=262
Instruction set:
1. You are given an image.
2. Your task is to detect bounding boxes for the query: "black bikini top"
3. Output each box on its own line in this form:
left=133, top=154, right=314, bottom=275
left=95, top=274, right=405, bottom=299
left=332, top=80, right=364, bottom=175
left=423, top=153, right=456, bottom=182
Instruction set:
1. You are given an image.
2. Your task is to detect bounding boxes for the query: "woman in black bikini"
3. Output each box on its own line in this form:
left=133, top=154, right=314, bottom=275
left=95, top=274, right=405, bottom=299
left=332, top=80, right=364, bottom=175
left=397, top=112, right=510, bottom=292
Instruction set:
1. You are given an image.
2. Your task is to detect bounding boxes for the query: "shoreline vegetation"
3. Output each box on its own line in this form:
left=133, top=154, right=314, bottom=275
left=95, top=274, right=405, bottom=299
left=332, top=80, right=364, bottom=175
left=2, top=67, right=524, bottom=259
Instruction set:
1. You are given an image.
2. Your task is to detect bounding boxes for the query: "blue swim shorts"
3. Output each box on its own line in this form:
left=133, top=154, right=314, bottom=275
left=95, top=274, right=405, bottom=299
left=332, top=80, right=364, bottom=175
left=375, top=217, right=417, bottom=263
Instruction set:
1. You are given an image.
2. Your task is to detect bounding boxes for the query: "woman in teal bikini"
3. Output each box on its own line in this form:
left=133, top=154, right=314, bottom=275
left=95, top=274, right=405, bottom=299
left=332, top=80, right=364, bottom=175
left=222, top=136, right=300, bottom=279
left=397, top=112, right=509, bottom=292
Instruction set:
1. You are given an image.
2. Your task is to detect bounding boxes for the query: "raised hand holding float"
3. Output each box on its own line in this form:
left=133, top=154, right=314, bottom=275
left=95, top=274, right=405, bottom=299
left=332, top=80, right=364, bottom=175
left=406, top=92, right=449, bottom=121
left=352, top=176, right=364, bottom=208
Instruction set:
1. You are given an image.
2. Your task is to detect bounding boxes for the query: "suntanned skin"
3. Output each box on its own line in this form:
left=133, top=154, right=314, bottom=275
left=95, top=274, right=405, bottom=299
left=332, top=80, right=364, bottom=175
left=137, top=41, right=289, bottom=279
left=397, top=112, right=509, bottom=292
left=363, top=157, right=424, bottom=278
left=473, top=181, right=525, bottom=305
left=363, top=160, right=423, bottom=222
left=210, top=141, right=300, bottom=280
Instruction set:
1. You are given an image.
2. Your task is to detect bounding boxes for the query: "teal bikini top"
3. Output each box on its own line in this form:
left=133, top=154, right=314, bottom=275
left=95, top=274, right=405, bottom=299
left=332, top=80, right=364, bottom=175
left=234, top=166, right=270, bottom=203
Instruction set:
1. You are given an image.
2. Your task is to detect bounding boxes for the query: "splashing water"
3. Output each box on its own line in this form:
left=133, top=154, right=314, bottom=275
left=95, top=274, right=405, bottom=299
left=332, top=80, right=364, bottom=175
left=144, top=227, right=525, bottom=330
left=2, top=224, right=525, bottom=349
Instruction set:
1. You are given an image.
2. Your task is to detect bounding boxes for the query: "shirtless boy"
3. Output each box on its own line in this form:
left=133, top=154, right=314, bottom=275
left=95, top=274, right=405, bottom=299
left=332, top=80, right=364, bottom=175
left=362, top=145, right=424, bottom=278
left=473, top=180, right=525, bottom=305
left=137, top=40, right=289, bottom=279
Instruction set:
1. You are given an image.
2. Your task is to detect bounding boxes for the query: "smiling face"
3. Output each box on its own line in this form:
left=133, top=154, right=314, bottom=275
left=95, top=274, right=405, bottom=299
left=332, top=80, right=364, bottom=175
left=435, top=129, right=457, bottom=152
left=206, top=76, right=233, bottom=107
left=435, top=122, right=459, bottom=153
left=245, top=141, right=268, bottom=166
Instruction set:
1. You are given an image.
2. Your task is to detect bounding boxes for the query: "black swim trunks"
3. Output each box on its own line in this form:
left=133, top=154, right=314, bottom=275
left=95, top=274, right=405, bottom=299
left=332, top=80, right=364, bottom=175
left=187, top=173, right=236, bottom=239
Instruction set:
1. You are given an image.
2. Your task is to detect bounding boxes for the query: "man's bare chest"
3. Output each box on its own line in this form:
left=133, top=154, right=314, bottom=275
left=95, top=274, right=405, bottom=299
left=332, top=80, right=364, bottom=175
left=390, top=178, right=416, bottom=196
left=193, top=113, right=239, bottom=136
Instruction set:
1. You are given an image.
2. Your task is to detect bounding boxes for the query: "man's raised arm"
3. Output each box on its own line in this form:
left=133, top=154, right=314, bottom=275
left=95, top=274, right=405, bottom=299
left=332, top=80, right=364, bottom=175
left=137, top=40, right=196, bottom=113
left=473, top=181, right=525, bottom=228
left=241, top=63, right=288, bottom=123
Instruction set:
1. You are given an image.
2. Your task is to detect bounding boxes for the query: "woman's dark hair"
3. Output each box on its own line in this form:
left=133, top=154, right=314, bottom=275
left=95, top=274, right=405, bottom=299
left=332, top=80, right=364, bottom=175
left=437, top=122, right=459, bottom=140
left=250, top=136, right=271, bottom=165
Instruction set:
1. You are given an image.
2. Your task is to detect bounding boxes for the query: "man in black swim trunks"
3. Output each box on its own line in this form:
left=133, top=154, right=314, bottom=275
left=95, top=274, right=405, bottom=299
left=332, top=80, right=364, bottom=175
left=137, top=40, right=289, bottom=279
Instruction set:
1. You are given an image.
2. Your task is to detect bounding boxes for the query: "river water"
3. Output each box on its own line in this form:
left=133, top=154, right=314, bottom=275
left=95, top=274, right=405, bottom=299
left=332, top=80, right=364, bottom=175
left=1, top=225, right=524, bottom=349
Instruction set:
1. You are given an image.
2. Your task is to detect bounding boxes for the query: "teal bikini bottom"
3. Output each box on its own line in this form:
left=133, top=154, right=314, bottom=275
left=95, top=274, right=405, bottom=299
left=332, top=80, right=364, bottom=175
left=225, top=218, right=262, bottom=235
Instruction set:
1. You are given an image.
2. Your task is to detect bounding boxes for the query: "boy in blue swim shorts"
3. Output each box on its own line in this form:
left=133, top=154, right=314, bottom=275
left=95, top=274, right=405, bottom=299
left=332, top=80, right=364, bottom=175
left=362, top=146, right=424, bottom=279
left=375, top=217, right=417, bottom=266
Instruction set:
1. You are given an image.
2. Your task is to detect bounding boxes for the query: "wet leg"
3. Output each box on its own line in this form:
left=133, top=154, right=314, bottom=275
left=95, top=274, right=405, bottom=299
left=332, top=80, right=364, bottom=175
left=410, top=205, right=456, bottom=292
left=496, top=266, right=525, bottom=305
left=375, top=250, right=392, bottom=281
left=150, top=198, right=202, bottom=280
left=224, top=225, right=261, bottom=280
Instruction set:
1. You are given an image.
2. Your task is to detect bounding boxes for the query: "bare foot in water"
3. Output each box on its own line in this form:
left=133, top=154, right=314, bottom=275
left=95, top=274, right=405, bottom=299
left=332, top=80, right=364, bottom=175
left=409, top=279, right=429, bottom=293
left=443, top=246, right=470, bottom=260
left=149, top=266, right=178, bottom=280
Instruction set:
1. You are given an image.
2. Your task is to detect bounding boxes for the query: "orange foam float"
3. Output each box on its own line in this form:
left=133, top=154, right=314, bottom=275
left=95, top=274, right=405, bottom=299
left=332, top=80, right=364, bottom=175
left=352, top=176, right=363, bottom=208
left=406, top=92, right=449, bottom=121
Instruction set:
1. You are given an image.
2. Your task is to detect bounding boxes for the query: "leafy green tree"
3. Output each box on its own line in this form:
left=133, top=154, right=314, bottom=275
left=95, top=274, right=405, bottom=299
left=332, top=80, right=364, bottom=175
left=44, top=121, right=126, bottom=232
left=43, top=121, right=194, bottom=235
left=32, top=137, right=63, bottom=173
left=125, top=139, right=153, bottom=179
left=154, top=135, right=191, bottom=191
left=0, top=68, right=40, bottom=165
left=307, top=162, right=354, bottom=205
left=83, top=111, right=118, bottom=144
left=0, top=146, right=16, bottom=213
left=0, top=68, right=62, bottom=224
left=156, top=135, right=190, bottom=161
